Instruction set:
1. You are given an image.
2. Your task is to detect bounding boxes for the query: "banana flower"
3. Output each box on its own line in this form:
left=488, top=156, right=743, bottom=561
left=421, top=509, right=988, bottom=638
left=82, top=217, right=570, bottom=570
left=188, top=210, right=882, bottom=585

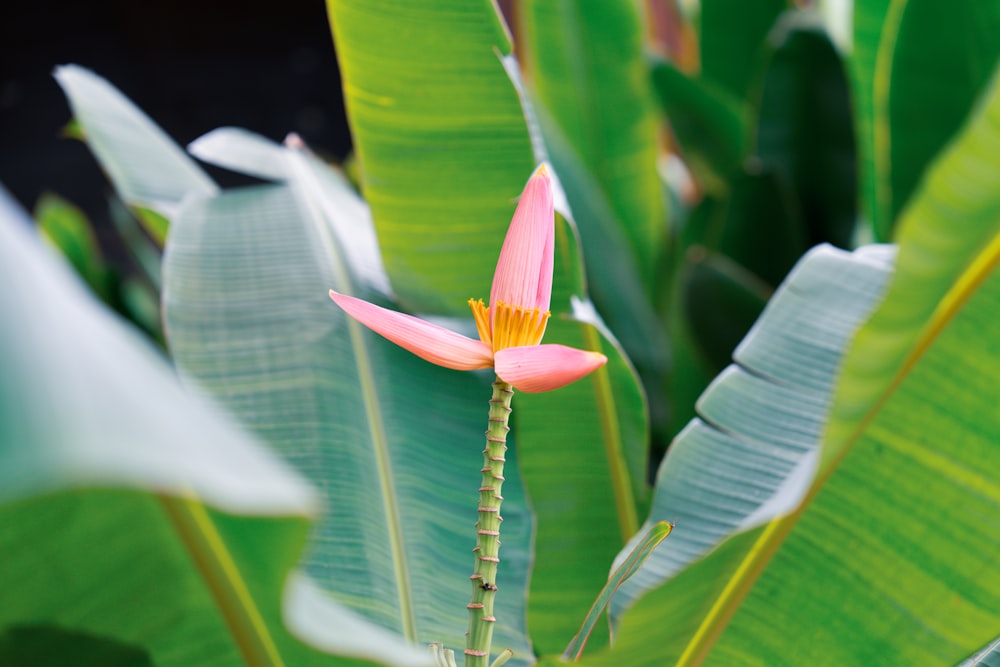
left=329, top=165, right=607, bottom=392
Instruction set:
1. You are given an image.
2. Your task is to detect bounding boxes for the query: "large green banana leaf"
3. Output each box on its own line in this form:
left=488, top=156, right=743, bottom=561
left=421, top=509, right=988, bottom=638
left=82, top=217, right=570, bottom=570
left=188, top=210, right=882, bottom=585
left=325, top=0, right=532, bottom=316
left=170, top=128, right=534, bottom=658
left=867, top=0, right=1000, bottom=239
left=582, top=66, right=1000, bottom=666
left=0, top=190, right=428, bottom=667
left=606, top=241, right=895, bottom=623
left=326, top=2, right=650, bottom=657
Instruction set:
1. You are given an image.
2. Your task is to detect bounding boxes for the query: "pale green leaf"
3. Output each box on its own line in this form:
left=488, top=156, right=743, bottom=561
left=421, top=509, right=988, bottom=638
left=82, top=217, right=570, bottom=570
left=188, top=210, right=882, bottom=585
left=606, top=243, right=895, bottom=625
left=54, top=65, right=217, bottom=216
left=0, top=190, right=428, bottom=667
left=166, top=130, right=535, bottom=660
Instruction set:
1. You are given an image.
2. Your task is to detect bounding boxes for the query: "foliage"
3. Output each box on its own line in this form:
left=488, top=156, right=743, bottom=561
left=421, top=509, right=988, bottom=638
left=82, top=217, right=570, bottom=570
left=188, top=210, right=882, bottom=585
left=3, top=0, right=1000, bottom=666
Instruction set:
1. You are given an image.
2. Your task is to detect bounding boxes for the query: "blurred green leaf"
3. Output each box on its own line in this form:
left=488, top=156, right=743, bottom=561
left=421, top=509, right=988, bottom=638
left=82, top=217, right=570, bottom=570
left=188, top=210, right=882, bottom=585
left=649, top=59, right=747, bottom=193
left=517, top=2, right=671, bottom=426
left=871, top=0, right=1000, bottom=239
left=0, top=191, right=426, bottom=667
left=118, top=275, right=162, bottom=340
left=34, top=192, right=112, bottom=301
left=54, top=65, right=217, bottom=215
left=699, top=0, right=787, bottom=99
left=712, top=166, right=804, bottom=287
left=61, top=117, right=85, bottom=140
left=850, top=0, right=892, bottom=236
left=133, top=206, right=170, bottom=247
left=0, top=624, right=152, bottom=667
left=753, top=10, right=857, bottom=250
left=679, top=247, right=770, bottom=374
left=522, top=109, right=669, bottom=441
left=109, top=196, right=163, bottom=291
left=520, top=0, right=666, bottom=285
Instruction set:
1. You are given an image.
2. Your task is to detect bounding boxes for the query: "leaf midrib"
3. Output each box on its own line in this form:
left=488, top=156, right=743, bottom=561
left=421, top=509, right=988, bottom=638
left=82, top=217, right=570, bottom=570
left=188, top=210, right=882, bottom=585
left=290, top=155, right=418, bottom=642
left=159, top=495, right=287, bottom=667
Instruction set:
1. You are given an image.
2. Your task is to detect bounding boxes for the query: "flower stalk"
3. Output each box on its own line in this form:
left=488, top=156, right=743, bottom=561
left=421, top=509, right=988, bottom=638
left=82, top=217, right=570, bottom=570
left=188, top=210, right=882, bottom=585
left=464, top=377, right=514, bottom=666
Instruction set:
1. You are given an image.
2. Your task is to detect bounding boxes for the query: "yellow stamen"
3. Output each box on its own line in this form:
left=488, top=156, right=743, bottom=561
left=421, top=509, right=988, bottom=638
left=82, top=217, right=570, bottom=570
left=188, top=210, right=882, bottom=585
left=468, top=298, right=493, bottom=348
left=468, top=298, right=550, bottom=353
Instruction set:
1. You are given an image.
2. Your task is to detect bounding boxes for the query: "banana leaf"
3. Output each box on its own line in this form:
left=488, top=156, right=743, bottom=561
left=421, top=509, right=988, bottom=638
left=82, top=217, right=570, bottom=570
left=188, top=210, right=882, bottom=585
left=589, top=65, right=1000, bottom=667
left=0, top=189, right=427, bottom=667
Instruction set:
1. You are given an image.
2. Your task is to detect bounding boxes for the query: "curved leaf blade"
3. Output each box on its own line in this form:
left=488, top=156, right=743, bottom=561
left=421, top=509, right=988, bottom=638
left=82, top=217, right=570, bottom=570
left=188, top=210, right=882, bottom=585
left=563, top=521, right=672, bottom=662
left=54, top=65, right=217, bottom=215
left=163, top=135, right=535, bottom=658
left=607, top=243, right=895, bottom=624
left=850, top=0, right=892, bottom=235
left=0, top=190, right=426, bottom=667
left=753, top=10, right=857, bottom=250
left=602, top=65, right=1000, bottom=667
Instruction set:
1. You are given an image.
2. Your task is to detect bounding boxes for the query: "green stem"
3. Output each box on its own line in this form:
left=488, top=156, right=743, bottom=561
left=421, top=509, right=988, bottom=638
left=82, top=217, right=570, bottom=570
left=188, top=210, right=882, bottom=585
left=465, top=377, right=514, bottom=667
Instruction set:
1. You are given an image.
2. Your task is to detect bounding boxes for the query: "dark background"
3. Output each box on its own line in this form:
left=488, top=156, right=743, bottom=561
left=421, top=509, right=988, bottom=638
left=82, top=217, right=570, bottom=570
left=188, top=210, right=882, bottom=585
left=1, top=0, right=352, bottom=252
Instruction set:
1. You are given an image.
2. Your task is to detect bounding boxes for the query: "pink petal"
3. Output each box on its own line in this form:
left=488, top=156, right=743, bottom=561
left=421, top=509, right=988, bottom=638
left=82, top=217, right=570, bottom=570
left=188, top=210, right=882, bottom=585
left=494, top=344, right=607, bottom=393
left=490, top=164, right=555, bottom=315
left=329, top=290, right=494, bottom=371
